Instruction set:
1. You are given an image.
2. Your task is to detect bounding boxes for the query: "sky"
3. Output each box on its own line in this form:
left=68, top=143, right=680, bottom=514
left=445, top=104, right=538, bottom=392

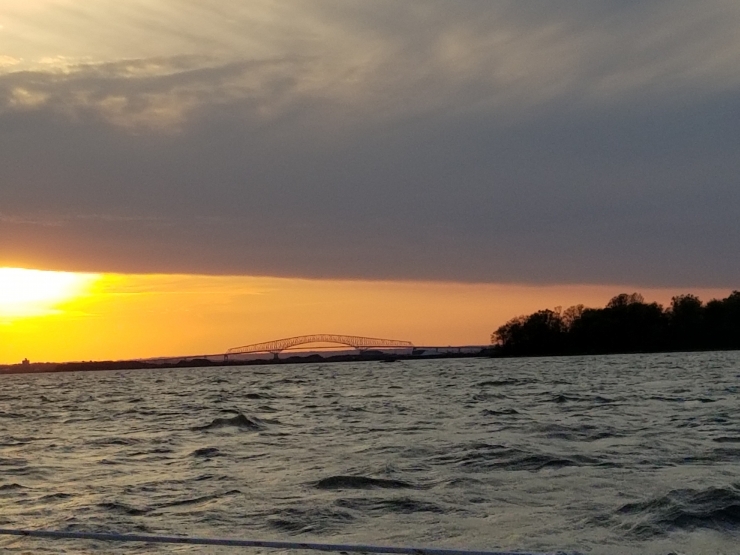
left=1, top=1, right=739, bottom=363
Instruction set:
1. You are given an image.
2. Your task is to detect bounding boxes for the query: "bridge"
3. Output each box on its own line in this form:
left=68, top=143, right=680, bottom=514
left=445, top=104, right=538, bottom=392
left=226, top=334, right=414, bottom=359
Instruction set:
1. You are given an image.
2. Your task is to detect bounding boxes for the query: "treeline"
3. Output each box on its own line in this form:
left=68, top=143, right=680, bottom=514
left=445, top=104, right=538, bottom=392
left=491, top=291, right=740, bottom=356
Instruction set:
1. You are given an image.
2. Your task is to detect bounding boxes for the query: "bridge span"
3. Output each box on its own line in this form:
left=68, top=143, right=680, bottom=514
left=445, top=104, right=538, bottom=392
left=226, top=334, right=414, bottom=359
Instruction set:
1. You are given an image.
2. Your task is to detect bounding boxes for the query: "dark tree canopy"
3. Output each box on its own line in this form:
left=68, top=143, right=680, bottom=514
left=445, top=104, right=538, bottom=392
left=491, top=291, right=740, bottom=357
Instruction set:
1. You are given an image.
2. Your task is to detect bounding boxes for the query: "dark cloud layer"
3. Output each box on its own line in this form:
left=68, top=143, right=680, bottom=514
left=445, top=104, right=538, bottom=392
left=1, top=1, right=739, bottom=286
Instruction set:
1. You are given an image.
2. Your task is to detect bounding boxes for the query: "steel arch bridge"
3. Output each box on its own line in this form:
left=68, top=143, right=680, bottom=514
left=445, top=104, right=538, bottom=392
left=226, top=334, right=414, bottom=357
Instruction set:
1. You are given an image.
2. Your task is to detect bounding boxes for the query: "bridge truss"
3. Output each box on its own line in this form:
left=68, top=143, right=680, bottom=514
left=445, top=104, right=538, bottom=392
left=226, top=334, right=414, bottom=357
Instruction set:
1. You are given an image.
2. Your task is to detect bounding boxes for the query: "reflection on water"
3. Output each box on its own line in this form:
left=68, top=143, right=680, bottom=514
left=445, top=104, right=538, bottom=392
left=1, top=352, right=739, bottom=554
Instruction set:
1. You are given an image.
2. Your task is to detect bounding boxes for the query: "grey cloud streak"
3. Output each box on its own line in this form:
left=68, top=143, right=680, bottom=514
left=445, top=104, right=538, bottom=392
left=1, top=0, right=739, bottom=286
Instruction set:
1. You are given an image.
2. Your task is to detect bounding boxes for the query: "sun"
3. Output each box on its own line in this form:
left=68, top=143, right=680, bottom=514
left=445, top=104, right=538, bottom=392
left=0, top=267, right=99, bottom=319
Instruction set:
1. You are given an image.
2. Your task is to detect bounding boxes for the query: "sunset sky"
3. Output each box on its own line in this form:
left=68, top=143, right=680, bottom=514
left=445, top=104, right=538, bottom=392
left=1, top=1, right=739, bottom=363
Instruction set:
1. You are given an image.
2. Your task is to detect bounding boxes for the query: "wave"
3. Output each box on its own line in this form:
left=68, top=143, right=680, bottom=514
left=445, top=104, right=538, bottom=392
left=157, top=489, right=242, bottom=509
left=0, top=411, right=24, bottom=419
left=89, top=437, right=141, bottom=446
left=536, top=423, right=621, bottom=442
left=476, top=379, right=529, bottom=387
left=544, top=393, right=616, bottom=404
left=315, top=475, right=416, bottom=490
left=677, top=447, right=740, bottom=464
left=614, top=484, right=740, bottom=537
left=471, top=392, right=506, bottom=401
left=243, top=392, right=269, bottom=399
left=0, top=483, right=27, bottom=491
left=0, top=437, right=33, bottom=447
left=193, top=412, right=265, bottom=431
left=268, top=506, right=355, bottom=534
left=481, top=408, right=519, bottom=416
left=128, top=447, right=174, bottom=457
left=191, top=447, right=223, bottom=458
left=98, top=501, right=149, bottom=516
left=493, top=453, right=590, bottom=471
left=40, top=492, right=73, bottom=501
left=648, top=395, right=717, bottom=404
left=713, top=436, right=740, bottom=443
left=335, top=496, right=443, bottom=514
left=0, top=457, right=28, bottom=466
left=438, top=442, right=615, bottom=472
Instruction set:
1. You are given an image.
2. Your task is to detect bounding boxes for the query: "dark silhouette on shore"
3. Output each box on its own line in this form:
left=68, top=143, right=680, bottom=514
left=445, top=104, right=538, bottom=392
left=492, top=291, right=740, bottom=357
left=0, top=349, right=489, bottom=375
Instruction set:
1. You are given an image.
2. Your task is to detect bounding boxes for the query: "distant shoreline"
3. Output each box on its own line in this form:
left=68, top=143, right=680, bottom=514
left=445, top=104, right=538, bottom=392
left=5, top=345, right=740, bottom=376
left=0, top=348, right=492, bottom=375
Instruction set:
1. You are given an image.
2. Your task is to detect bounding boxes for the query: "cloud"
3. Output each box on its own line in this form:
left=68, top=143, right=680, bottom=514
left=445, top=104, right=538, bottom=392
left=4, top=2, right=740, bottom=130
left=1, top=1, right=740, bottom=286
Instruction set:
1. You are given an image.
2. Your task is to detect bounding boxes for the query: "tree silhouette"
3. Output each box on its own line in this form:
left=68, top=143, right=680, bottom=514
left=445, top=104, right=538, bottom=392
left=669, top=294, right=704, bottom=350
left=491, top=291, right=740, bottom=357
left=492, top=309, right=564, bottom=356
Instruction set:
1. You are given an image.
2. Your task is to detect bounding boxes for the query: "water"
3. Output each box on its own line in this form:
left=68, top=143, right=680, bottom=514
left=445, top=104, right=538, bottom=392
left=1, top=352, right=739, bottom=554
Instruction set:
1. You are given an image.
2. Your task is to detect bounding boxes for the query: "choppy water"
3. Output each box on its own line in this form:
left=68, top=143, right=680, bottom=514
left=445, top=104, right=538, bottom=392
left=1, top=352, right=740, bottom=554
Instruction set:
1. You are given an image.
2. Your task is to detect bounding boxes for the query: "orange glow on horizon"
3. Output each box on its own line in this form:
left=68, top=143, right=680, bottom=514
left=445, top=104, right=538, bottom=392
left=0, top=269, right=734, bottom=365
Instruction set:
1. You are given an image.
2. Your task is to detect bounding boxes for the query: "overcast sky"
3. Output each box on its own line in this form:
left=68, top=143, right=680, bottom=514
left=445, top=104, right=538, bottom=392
left=2, top=0, right=739, bottom=287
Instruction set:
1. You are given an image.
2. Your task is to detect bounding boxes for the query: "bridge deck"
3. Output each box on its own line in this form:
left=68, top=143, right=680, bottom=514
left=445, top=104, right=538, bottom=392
left=227, top=334, right=413, bottom=355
